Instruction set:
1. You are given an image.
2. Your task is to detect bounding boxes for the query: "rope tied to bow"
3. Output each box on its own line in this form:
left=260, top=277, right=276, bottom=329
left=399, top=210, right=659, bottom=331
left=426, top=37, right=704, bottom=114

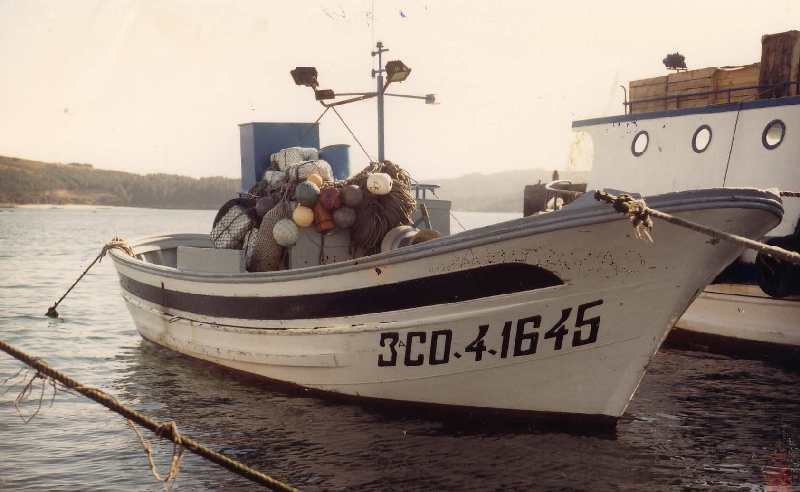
left=593, top=190, right=800, bottom=266
left=594, top=191, right=654, bottom=242
left=46, top=236, right=134, bottom=318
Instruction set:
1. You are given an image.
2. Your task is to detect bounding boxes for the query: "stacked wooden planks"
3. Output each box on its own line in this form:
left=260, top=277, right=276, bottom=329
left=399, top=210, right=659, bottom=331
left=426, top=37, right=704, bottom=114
left=629, top=65, right=760, bottom=114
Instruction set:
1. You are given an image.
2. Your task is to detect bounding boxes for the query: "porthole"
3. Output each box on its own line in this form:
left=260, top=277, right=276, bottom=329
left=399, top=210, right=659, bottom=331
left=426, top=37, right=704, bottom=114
left=692, top=125, right=712, bottom=153
left=762, top=119, right=785, bottom=150
left=631, top=131, right=649, bottom=157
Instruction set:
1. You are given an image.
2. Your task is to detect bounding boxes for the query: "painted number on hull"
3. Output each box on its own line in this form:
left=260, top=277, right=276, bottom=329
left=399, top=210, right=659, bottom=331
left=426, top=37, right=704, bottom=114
left=377, top=299, right=604, bottom=367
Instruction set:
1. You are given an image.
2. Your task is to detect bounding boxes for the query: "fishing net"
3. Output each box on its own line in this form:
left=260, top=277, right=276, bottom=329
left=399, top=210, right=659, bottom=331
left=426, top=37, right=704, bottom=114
left=345, top=161, right=416, bottom=254
left=210, top=205, right=253, bottom=249
left=212, top=198, right=256, bottom=228
left=284, top=160, right=334, bottom=183
left=242, top=227, right=259, bottom=269
left=249, top=201, right=291, bottom=272
left=271, top=147, right=319, bottom=170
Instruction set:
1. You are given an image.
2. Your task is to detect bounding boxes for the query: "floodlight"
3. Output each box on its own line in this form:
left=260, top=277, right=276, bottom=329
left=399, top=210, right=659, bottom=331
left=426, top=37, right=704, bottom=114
left=385, top=60, right=411, bottom=83
left=291, top=67, right=319, bottom=87
left=425, top=94, right=436, bottom=104
left=315, top=89, right=335, bottom=101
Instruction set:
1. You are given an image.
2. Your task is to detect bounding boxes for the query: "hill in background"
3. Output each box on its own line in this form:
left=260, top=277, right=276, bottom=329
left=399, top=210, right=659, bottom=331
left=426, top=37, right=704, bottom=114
left=0, top=155, right=589, bottom=212
left=0, top=156, right=239, bottom=209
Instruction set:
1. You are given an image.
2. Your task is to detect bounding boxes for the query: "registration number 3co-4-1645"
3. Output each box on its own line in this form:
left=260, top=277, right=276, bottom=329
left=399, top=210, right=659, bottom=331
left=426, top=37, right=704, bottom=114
left=377, top=299, right=604, bottom=367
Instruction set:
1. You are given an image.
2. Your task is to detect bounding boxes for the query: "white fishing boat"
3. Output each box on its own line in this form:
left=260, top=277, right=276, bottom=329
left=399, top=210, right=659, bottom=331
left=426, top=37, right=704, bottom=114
left=567, top=30, right=800, bottom=361
left=109, top=43, right=784, bottom=425
left=109, top=188, right=783, bottom=424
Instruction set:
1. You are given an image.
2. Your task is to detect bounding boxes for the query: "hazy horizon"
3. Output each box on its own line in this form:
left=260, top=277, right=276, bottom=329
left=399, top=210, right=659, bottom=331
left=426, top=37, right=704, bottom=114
left=1, top=1, right=797, bottom=180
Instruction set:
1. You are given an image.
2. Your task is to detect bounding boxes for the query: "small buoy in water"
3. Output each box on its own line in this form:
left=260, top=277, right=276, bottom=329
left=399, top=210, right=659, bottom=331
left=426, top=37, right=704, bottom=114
left=273, top=219, right=299, bottom=246
left=292, top=205, right=314, bottom=227
left=314, top=203, right=335, bottom=232
left=306, top=173, right=324, bottom=187
left=255, top=196, right=275, bottom=217
left=295, top=181, right=320, bottom=207
left=341, top=184, right=364, bottom=207
left=319, top=187, right=341, bottom=210
left=367, top=173, right=392, bottom=195
left=333, top=206, right=356, bottom=229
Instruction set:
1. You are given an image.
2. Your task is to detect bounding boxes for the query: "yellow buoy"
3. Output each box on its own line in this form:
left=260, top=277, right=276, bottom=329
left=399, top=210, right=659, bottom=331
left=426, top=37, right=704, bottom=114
left=306, top=173, right=324, bottom=187
left=292, top=205, right=315, bottom=227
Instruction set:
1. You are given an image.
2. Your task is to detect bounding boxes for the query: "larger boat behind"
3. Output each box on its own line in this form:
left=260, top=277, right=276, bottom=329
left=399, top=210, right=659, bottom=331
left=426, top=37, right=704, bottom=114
left=566, top=30, right=800, bottom=360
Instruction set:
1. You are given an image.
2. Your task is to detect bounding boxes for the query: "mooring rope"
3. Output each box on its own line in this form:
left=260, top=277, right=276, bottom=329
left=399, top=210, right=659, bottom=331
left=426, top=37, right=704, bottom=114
left=780, top=191, right=800, bottom=198
left=46, top=237, right=134, bottom=318
left=594, top=191, right=800, bottom=266
left=0, top=338, right=299, bottom=492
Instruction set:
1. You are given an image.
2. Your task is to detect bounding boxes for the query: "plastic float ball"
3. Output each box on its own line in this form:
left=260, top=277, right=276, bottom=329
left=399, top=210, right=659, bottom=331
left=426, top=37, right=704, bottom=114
left=306, top=173, right=324, bottom=187
left=273, top=219, right=299, bottom=247
left=341, top=184, right=364, bottom=207
left=294, top=181, right=320, bottom=207
left=314, top=202, right=336, bottom=232
left=292, top=205, right=315, bottom=227
left=332, top=206, right=356, bottom=229
left=255, top=196, right=275, bottom=217
left=366, top=172, right=393, bottom=195
left=319, top=187, right=342, bottom=210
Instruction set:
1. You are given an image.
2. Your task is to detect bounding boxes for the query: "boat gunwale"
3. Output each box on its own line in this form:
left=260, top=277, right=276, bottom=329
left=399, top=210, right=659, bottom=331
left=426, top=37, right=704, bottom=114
left=109, top=188, right=783, bottom=284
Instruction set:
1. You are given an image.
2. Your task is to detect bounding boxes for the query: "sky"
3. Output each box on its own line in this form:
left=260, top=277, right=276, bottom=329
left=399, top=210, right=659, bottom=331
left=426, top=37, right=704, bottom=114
left=0, top=1, right=798, bottom=181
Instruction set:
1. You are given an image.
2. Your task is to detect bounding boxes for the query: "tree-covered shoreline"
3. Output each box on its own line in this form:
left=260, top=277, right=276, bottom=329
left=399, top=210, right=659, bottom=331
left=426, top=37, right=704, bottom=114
left=0, top=156, right=239, bottom=210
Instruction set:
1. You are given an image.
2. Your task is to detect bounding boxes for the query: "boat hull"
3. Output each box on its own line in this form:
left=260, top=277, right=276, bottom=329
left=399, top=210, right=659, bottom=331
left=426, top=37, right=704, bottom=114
left=671, top=283, right=800, bottom=361
left=111, top=189, right=783, bottom=421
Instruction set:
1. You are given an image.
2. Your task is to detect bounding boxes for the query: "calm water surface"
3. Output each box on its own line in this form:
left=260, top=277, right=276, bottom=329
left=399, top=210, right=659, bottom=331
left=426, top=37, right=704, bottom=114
left=1, top=206, right=798, bottom=491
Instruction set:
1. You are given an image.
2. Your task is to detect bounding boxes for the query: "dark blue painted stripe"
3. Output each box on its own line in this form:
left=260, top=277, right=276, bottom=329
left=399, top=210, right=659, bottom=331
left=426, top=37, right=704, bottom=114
left=120, top=262, right=564, bottom=320
left=572, top=95, right=800, bottom=128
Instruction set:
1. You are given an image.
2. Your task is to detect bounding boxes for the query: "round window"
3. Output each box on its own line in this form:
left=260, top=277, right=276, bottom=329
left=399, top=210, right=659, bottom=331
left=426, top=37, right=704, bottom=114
left=762, top=119, right=786, bottom=150
left=631, top=131, right=649, bottom=157
left=692, top=125, right=712, bottom=153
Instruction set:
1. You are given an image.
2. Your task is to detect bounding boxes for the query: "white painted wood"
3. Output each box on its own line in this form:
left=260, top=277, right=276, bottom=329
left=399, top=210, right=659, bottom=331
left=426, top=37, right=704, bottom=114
left=177, top=246, right=243, bottom=273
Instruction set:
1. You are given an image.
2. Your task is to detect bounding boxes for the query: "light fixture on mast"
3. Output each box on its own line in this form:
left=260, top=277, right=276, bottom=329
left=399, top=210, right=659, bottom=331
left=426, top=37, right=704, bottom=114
left=290, top=42, right=434, bottom=162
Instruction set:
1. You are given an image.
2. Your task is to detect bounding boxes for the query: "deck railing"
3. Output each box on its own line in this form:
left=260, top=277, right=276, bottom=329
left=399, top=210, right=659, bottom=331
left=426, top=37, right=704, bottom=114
left=625, top=80, right=800, bottom=114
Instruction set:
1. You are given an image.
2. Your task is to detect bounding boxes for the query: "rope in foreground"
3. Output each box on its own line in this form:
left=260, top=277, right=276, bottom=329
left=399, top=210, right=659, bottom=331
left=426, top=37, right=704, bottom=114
left=594, top=191, right=800, bottom=266
left=0, top=339, right=299, bottom=492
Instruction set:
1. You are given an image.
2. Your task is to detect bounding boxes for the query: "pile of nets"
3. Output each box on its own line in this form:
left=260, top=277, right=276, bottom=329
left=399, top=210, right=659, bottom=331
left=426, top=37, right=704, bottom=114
left=344, top=160, right=416, bottom=253
left=210, top=146, right=418, bottom=272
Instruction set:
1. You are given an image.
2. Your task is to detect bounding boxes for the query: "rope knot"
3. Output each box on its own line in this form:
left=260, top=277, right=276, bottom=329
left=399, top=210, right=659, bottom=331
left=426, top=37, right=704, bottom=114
left=157, top=421, right=183, bottom=445
left=594, top=191, right=654, bottom=242
left=100, top=236, right=134, bottom=261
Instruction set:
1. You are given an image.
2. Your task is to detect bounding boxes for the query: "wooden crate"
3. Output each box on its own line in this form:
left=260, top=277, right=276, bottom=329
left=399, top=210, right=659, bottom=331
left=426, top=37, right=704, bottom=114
left=713, top=63, right=760, bottom=104
left=629, top=65, right=762, bottom=112
left=759, top=30, right=800, bottom=98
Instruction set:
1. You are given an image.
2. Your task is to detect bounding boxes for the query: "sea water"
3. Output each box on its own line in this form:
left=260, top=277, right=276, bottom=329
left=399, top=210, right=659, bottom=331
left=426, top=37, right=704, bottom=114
left=0, top=206, right=798, bottom=490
